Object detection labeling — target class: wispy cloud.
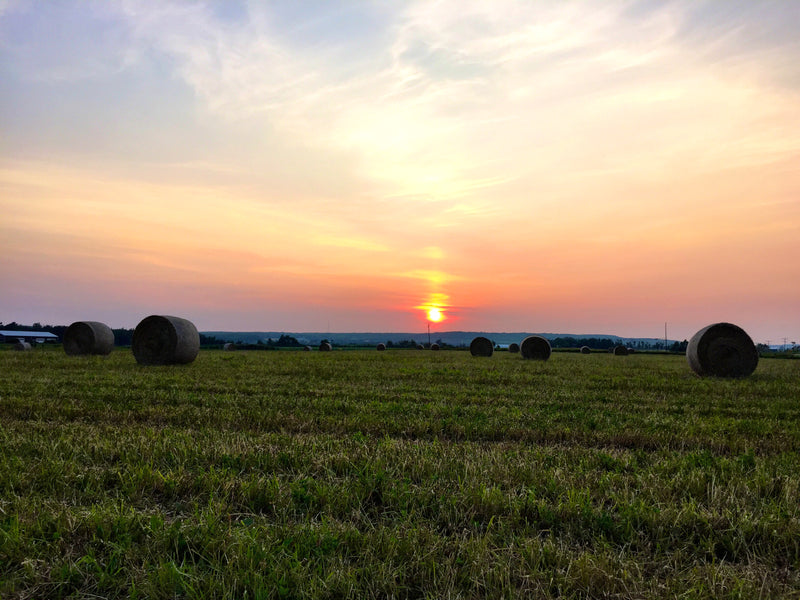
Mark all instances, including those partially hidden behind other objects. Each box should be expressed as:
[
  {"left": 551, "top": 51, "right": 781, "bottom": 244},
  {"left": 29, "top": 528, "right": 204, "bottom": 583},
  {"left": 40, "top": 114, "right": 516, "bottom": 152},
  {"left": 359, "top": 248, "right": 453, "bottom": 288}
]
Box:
[{"left": 102, "top": 1, "right": 799, "bottom": 208}]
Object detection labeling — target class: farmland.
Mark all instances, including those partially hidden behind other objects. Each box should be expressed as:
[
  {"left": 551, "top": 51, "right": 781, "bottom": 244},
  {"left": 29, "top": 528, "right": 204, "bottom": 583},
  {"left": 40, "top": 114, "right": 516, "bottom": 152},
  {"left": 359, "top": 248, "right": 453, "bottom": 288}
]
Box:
[{"left": 1, "top": 348, "right": 799, "bottom": 598}]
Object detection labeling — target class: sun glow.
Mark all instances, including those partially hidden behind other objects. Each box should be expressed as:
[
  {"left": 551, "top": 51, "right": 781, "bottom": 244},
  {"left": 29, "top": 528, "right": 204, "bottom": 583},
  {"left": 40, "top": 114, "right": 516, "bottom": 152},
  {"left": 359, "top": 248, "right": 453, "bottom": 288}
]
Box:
[{"left": 427, "top": 307, "right": 444, "bottom": 322}]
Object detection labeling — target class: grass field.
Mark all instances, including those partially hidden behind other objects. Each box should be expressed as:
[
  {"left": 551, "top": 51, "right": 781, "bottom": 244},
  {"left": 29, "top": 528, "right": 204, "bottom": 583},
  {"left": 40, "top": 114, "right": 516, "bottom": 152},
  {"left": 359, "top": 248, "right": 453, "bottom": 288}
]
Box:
[{"left": 1, "top": 347, "right": 799, "bottom": 598}]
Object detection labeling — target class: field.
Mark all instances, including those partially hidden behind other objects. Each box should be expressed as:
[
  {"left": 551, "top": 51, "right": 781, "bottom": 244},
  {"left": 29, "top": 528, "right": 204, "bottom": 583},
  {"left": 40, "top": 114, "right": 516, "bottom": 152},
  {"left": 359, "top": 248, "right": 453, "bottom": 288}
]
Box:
[{"left": 1, "top": 347, "right": 799, "bottom": 598}]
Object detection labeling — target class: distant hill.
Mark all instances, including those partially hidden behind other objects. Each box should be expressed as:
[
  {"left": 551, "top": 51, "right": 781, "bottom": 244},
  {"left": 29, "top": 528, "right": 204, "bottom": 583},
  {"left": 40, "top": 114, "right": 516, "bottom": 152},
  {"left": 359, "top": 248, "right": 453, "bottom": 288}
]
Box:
[{"left": 203, "top": 330, "right": 677, "bottom": 348}]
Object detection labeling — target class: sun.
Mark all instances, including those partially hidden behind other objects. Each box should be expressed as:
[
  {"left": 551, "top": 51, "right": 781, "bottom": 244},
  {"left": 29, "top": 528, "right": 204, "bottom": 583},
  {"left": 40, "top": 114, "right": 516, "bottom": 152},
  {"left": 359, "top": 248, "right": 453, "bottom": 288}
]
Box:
[{"left": 427, "top": 307, "right": 443, "bottom": 322}]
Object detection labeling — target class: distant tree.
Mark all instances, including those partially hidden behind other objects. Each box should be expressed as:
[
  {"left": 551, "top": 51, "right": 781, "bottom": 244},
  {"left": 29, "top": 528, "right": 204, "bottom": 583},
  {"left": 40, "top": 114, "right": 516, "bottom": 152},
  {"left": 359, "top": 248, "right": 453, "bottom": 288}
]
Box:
[
  {"left": 264, "top": 335, "right": 302, "bottom": 347},
  {"left": 276, "top": 334, "right": 301, "bottom": 347},
  {"left": 669, "top": 340, "right": 689, "bottom": 353},
  {"left": 391, "top": 339, "right": 419, "bottom": 349},
  {"left": 113, "top": 328, "right": 135, "bottom": 346},
  {"left": 198, "top": 333, "right": 226, "bottom": 346}
]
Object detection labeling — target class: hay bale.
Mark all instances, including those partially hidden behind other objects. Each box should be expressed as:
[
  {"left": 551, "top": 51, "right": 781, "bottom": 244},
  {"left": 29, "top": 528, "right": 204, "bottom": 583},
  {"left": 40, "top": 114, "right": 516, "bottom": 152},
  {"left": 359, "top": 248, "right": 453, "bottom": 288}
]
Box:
[
  {"left": 580, "top": 346, "right": 591, "bottom": 354},
  {"left": 376, "top": 343, "right": 386, "bottom": 351},
  {"left": 687, "top": 322, "right": 758, "bottom": 378},
  {"left": 319, "top": 341, "right": 332, "bottom": 352},
  {"left": 303, "top": 345, "right": 311, "bottom": 352},
  {"left": 431, "top": 343, "right": 440, "bottom": 351},
  {"left": 520, "top": 336, "right": 551, "bottom": 360},
  {"left": 64, "top": 321, "right": 114, "bottom": 356},
  {"left": 132, "top": 315, "right": 199, "bottom": 365},
  {"left": 508, "top": 343, "right": 520, "bottom": 353},
  {"left": 612, "top": 345, "right": 628, "bottom": 356},
  {"left": 13, "top": 341, "right": 32, "bottom": 351},
  {"left": 223, "top": 342, "right": 236, "bottom": 351},
  {"left": 470, "top": 336, "right": 494, "bottom": 357},
  {"left": 416, "top": 344, "right": 424, "bottom": 350}
]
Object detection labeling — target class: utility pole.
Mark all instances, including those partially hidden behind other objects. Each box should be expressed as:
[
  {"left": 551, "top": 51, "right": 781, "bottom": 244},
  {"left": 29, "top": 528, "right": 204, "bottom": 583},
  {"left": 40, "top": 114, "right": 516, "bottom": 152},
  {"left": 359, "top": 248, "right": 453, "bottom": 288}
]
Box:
[
  {"left": 427, "top": 322, "right": 431, "bottom": 347},
  {"left": 664, "top": 322, "right": 668, "bottom": 352}
]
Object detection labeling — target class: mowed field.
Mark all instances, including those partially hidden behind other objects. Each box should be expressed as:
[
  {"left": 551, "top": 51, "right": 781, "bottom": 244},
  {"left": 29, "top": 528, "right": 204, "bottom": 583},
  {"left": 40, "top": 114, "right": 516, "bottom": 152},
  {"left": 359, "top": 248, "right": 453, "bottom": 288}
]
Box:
[{"left": 1, "top": 347, "right": 798, "bottom": 599}]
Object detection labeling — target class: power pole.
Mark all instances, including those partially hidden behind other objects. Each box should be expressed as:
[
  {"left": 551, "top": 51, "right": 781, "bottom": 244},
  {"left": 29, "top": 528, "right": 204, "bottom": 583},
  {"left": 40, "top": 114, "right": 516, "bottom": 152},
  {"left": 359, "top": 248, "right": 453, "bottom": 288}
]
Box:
[{"left": 664, "top": 322, "right": 668, "bottom": 352}]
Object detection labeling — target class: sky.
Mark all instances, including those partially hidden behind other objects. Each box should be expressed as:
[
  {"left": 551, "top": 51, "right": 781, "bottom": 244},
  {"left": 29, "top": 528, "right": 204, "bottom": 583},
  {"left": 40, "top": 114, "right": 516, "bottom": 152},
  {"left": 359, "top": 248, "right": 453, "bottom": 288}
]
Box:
[{"left": 1, "top": 1, "right": 798, "bottom": 343}]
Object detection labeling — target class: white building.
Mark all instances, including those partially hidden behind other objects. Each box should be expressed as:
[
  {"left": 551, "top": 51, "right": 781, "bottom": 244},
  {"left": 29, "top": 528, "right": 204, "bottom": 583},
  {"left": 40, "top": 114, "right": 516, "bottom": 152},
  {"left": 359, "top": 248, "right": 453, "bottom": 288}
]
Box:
[{"left": 0, "top": 330, "right": 59, "bottom": 344}]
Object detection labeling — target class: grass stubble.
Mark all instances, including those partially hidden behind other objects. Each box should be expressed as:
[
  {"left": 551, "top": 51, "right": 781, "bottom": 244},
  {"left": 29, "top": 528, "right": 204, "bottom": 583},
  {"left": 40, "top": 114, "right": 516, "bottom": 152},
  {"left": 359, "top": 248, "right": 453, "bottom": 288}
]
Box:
[{"left": 0, "top": 348, "right": 798, "bottom": 598}]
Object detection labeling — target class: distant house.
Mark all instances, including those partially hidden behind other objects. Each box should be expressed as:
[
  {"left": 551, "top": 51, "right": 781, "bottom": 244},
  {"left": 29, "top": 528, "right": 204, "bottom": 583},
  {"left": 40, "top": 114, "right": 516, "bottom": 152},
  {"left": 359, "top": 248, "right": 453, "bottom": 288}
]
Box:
[{"left": 0, "top": 330, "right": 59, "bottom": 344}]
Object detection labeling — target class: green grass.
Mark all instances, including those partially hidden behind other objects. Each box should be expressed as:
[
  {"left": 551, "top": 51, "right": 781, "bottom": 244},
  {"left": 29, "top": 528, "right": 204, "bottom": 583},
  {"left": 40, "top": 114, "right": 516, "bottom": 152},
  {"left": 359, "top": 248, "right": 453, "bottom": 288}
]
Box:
[{"left": 1, "top": 348, "right": 799, "bottom": 598}]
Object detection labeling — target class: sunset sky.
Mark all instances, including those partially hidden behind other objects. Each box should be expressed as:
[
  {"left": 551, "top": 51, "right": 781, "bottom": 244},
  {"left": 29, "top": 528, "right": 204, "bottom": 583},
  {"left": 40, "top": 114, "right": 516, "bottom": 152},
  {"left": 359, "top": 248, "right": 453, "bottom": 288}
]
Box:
[{"left": 1, "top": 1, "right": 798, "bottom": 343}]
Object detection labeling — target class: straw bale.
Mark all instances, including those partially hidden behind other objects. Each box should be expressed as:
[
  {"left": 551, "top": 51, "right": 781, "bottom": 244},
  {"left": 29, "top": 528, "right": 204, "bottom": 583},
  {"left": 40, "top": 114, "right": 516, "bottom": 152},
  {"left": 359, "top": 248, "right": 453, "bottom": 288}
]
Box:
[
  {"left": 580, "top": 346, "right": 591, "bottom": 354},
  {"left": 376, "top": 343, "right": 386, "bottom": 351},
  {"left": 520, "top": 336, "right": 551, "bottom": 360},
  {"left": 470, "top": 336, "right": 494, "bottom": 357},
  {"left": 64, "top": 321, "right": 114, "bottom": 356},
  {"left": 13, "top": 341, "right": 32, "bottom": 351},
  {"left": 508, "top": 343, "right": 520, "bottom": 353},
  {"left": 686, "top": 322, "right": 758, "bottom": 378},
  {"left": 132, "top": 315, "right": 199, "bottom": 365}
]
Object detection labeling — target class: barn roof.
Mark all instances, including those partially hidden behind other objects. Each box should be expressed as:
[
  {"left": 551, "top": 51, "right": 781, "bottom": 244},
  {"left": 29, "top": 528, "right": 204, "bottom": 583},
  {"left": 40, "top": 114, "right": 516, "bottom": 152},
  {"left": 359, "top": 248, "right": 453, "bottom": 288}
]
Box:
[{"left": 0, "top": 330, "right": 59, "bottom": 339}]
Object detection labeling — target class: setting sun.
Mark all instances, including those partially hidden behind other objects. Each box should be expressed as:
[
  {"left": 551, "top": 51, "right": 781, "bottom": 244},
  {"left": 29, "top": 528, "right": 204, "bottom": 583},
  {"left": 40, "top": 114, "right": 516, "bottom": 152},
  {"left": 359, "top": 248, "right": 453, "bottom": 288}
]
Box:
[{"left": 427, "top": 307, "right": 444, "bottom": 322}]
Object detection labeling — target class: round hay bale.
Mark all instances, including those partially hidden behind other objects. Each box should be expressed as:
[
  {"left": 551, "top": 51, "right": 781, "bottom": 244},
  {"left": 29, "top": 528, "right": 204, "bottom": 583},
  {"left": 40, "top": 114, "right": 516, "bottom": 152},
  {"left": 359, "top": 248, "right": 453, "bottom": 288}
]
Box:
[
  {"left": 319, "top": 341, "right": 332, "bottom": 352},
  {"left": 470, "top": 336, "right": 494, "bottom": 357},
  {"left": 132, "top": 315, "right": 199, "bottom": 366},
  {"left": 580, "top": 346, "right": 591, "bottom": 354},
  {"left": 416, "top": 344, "right": 424, "bottom": 350},
  {"left": 520, "top": 336, "right": 551, "bottom": 360},
  {"left": 687, "top": 322, "right": 758, "bottom": 378},
  {"left": 303, "top": 345, "right": 311, "bottom": 351},
  {"left": 223, "top": 342, "right": 236, "bottom": 351},
  {"left": 376, "top": 343, "right": 386, "bottom": 351},
  {"left": 13, "top": 341, "right": 32, "bottom": 351},
  {"left": 508, "top": 343, "right": 520, "bottom": 353},
  {"left": 64, "top": 321, "right": 114, "bottom": 356},
  {"left": 430, "top": 343, "right": 440, "bottom": 351},
  {"left": 612, "top": 345, "right": 628, "bottom": 356}
]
